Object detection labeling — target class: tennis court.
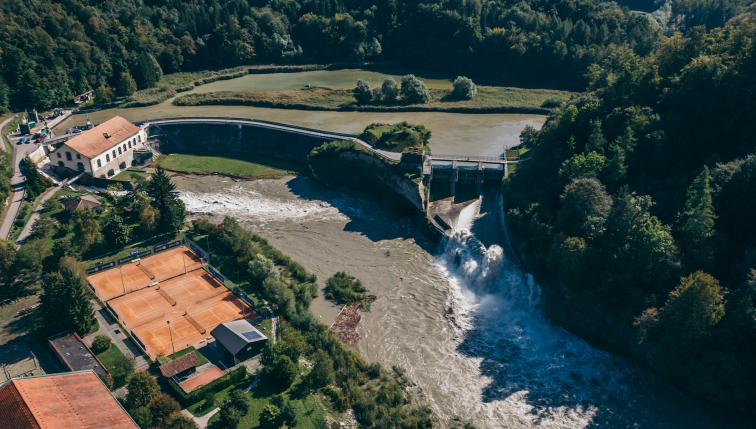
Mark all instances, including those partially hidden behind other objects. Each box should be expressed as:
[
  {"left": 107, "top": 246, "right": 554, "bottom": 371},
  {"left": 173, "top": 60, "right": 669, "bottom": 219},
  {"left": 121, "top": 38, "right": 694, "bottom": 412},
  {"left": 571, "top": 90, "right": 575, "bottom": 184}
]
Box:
[
  {"left": 107, "top": 269, "right": 226, "bottom": 329},
  {"left": 88, "top": 247, "right": 204, "bottom": 300},
  {"left": 132, "top": 293, "right": 255, "bottom": 358}
]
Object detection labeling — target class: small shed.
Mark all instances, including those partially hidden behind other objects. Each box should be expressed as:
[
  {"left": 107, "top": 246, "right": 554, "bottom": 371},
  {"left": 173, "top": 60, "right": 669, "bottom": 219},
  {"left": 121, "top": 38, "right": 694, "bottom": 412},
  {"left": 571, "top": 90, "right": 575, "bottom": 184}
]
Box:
[
  {"left": 61, "top": 195, "right": 101, "bottom": 211},
  {"left": 159, "top": 352, "right": 199, "bottom": 380},
  {"left": 48, "top": 331, "right": 108, "bottom": 376},
  {"left": 210, "top": 320, "right": 268, "bottom": 365}
]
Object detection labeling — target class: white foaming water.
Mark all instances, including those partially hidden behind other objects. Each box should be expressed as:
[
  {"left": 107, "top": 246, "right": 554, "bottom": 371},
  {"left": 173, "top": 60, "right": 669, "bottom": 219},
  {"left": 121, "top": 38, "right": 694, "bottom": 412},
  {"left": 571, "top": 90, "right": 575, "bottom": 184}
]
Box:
[
  {"left": 176, "top": 178, "right": 745, "bottom": 429},
  {"left": 180, "top": 186, "right": 350, "bottom": 224}
]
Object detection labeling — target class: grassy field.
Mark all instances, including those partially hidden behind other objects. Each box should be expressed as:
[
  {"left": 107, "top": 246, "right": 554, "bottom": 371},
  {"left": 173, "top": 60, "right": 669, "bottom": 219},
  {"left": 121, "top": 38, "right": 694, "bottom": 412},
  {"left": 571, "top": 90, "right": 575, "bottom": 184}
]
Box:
[
  {"left": 158, "top": 151, "right": 308, "bottom": 179},
  {"left": 96, "top": 344, "right": 132, "bottom": 389},
  {"left": 168, "top": 346, "right": 210, "bottom": 366},
  {"left": 111, "top": 167, "right": 149, "bottom": 182},
  {"left": 205, "top": 371, "right": 330, "bottom": 429},
  {"left": 505, "top": 147, "right": 530, "bottom": 159},
  {"left": 173, "top": 86, "right": 573, "bottom": 114}
]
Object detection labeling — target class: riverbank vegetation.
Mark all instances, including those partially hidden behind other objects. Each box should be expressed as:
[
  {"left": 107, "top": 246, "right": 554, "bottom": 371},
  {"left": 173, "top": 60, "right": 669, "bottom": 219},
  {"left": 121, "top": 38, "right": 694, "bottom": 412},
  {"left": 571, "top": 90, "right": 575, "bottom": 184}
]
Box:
[
  {"left": 173, "top": 86, "right": 570, "bottom": 114},
  {"left": 361, "top": 123, "right": 431, "bottom": 153},
  {"left": 326, "top": 272, "right": 368, "bottom": 304},
  {"left": 158, "top": 151, "right": 308, "bottom": 179},
  {"left": 0, "top": 0, "right": 662, "bottom": 113},
  {"left": 504, "top": 25, "right": 756, "bottom": 410}
]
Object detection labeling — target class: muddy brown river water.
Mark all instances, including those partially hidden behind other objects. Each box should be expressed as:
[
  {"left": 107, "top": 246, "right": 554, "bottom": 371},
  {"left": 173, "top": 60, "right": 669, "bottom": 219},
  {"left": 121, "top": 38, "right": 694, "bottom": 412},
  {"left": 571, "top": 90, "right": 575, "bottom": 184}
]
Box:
[{"left": 175, "top": 175, "right": 750, "bottom": 429}]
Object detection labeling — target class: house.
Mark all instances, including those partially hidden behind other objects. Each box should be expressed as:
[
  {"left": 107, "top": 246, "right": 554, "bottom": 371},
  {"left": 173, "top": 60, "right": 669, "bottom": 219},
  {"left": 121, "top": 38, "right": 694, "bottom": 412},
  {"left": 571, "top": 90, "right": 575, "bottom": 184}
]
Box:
[
  {"left": 159, "top": 351, "right": 199, "bottom": 380},
  {"left": 210, "top": 319, "right": 268, "bottom": 365},
  {"left": 0, "top": 370, "right": 138, "bottom": 428},
  {"left": 60, "top": 195, "right": 102, "bottom": 211},
  {"left": 48, "top": 331, "right": 108, "bottom": 376},
  {"left": 50, "top": 116, "right": 147, "bottom": 178}
]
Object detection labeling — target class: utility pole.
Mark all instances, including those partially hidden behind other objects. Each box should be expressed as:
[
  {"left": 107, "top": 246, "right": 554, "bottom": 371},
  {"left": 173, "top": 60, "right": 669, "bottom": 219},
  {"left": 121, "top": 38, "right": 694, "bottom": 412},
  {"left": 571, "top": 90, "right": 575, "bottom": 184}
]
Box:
[
  {"left": 167, "top": 321, "right": 175, "bottom": 355},
  {"left": 119, "top": 265, "right": 126, "bottom": 295}
]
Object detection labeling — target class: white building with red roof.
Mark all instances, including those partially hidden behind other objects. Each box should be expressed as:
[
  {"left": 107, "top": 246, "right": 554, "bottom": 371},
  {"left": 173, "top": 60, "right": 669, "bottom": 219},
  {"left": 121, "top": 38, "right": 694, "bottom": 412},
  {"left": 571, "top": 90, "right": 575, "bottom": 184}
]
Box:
[{"left": 50, "top": 116, "right": 147, "bottom": 178}]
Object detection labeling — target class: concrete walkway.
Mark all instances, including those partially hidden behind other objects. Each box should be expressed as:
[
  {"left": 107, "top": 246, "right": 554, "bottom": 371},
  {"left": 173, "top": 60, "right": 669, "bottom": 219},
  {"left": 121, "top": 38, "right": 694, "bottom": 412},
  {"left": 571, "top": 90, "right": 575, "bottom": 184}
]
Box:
[
  {"left": 14, "top": 187, "right": 57, "bottom": 246},
  {"left": 83, "top": 300, "right": 150, "bottom": 372},
  {"left": 182, "top": 407, "right": 220, "bottom": 429},
  {"left": 257, "top": 292, "right": 277, "bottom": 344}
]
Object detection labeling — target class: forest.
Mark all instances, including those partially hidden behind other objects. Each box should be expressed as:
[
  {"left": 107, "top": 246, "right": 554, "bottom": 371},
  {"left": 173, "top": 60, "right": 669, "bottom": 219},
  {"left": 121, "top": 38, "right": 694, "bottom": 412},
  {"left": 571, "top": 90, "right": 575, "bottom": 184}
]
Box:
[
  {"left": 0, "top": 0, "right": 664, "bottom": 112},
  {"left": 503, "top": 23, "right": 756, "bottom": 410}
]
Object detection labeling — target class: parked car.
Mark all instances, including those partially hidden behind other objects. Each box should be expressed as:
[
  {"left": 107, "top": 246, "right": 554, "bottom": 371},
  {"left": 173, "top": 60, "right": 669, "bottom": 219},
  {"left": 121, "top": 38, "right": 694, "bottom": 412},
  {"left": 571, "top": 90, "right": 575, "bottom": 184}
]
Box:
[{"left": 17, "top": 138, "right": 24, "bottom": 145}]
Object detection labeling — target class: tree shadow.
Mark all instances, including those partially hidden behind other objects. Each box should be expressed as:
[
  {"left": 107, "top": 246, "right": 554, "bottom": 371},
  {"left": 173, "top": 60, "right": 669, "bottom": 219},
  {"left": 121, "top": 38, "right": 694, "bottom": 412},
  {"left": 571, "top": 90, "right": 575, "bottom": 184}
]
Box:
[{"left": 284, "top": 176, "right": 437, "bottom": 254}]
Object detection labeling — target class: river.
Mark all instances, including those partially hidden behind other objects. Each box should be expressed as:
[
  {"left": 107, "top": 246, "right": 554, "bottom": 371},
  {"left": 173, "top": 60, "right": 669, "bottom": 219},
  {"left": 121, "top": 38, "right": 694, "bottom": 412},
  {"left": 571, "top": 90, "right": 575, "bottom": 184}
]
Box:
[{"left": 175, "top": 175, "right": 749, "bottom": 429}]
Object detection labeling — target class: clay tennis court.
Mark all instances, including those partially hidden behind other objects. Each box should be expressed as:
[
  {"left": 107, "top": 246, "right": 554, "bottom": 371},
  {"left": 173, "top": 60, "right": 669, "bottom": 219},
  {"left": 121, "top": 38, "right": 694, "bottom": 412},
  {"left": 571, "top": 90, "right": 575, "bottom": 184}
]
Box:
[
  {"left": 88, "top": 247, "right": 204, "bottom": 300},
  {"left": 180, "top": 366, "right": 225, "bottom": 393},
  {"left": 106, "top": 269, "right": 227, "bottom": 329},
  {"left": 131, "top": 293, "right": 256, "bottom": 358}
]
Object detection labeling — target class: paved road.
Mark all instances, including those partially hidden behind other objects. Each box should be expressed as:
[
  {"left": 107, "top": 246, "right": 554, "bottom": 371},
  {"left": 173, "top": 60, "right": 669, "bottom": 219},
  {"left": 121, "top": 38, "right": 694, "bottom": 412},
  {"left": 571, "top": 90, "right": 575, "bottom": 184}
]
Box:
[{"left": 0, "top": 111, "right": 72, "bottom": 241}]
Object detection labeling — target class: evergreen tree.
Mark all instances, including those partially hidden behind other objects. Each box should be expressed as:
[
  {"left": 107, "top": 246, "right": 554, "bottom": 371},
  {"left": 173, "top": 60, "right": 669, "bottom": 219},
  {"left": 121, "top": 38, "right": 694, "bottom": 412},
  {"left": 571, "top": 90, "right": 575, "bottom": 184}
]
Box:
[
  {"left": 40, "top": 258, "right": 96, "bottom": 334},
  {"left": 680, "top": 166, "right": 717, "bottom": 270},
  {"left": 585, "top": 120, "right": 607, "bottom": 154},
  {"left": 604, "top": 141, "right": 627, "bottom": 187},
  {"left": 104, "top": 215, "right": 131, "bottom": 247},
  {"left": 134, "top": 52, "right": 159, "bottom": 89},
  {"left": 147, "top": 166, "right": 186, "bottom": 232}
]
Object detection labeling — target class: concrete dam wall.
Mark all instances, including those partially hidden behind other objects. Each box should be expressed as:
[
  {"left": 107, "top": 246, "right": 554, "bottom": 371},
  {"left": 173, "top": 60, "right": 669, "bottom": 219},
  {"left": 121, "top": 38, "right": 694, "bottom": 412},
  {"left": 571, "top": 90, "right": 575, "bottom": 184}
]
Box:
[{"left": 146, "top": 119, "right": 356, "bottom": 163}]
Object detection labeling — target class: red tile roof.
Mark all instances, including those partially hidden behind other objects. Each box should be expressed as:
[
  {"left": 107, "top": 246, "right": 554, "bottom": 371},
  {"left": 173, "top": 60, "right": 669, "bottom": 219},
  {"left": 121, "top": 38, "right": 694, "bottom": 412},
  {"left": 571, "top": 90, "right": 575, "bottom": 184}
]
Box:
[
  {"left": 0, "top": 371, "right": 138, "bottom": 429},
  {"left": 64, "top": 116, "right": 141, "bottom": 159}
]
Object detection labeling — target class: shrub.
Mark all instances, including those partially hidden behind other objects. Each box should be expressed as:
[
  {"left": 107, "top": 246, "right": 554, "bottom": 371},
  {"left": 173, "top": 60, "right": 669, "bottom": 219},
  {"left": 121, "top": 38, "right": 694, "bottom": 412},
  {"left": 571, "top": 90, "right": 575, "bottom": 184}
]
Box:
[
  {"left": 326, "top": 271, "right": 367, "bottom": 304},
  {"left": 452, "top": 76, "right": 476, "bottom": 100},
  {"left": 541, "top": 98, "right": 564, "bottom": 108},
  {"left": 353, "top": 79, "right": 373, "bottom": 104},
  {"left": 382, "top": 77, "right": 399, "bottom": 102},
  {"left": 400, "top": 75, "right": 430, "bottom": 104},
  {"left": 91, "top": 335, "right": 112, "bottom": 354}
]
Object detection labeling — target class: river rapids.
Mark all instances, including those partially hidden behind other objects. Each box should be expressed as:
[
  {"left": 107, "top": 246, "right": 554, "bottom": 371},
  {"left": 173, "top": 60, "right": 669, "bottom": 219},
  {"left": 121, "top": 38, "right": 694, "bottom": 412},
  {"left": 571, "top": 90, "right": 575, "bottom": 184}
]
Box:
[{"left": 176, "top": 175, "right": 748, "bottom": 428}]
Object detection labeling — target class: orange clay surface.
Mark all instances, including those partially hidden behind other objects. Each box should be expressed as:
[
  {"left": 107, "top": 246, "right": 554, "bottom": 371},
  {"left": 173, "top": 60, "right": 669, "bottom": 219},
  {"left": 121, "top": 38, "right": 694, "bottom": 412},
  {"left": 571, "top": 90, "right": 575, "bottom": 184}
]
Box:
[
  {"left": 88, "top": 247, "right": 203, "bottom": 300},
  {"left": 179, "top": 366, "right": 226, "bottom": 393},
  {"left": 131, "top": 293, "right": 257, "bottom": 358},
  {"left": 106, "top": 269, "right": 225, "bottom": 329}
]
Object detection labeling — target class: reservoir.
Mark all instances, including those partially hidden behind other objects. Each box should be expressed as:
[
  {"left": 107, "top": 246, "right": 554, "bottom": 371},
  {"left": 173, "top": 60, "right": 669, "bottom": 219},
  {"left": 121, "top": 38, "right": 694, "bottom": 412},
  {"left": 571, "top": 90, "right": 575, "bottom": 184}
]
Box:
[{"left": 57, "top": 69, "right": 546, "bottom": 157}]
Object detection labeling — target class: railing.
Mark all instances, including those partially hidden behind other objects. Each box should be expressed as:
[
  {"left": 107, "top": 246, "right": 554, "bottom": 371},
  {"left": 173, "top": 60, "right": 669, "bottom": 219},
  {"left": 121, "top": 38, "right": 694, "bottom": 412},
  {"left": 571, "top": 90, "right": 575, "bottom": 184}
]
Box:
[{"left": 429, "top": 154, "right": 505, "bottom": 162}]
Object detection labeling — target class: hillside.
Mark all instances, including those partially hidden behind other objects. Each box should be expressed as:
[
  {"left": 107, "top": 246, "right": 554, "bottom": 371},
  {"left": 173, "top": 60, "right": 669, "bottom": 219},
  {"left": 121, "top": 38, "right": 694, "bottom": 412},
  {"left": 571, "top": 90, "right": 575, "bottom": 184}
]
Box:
[
  {"left": 0, "top": 0, "right": 659, "bottom": 112},
  {"left": 503, "top": 24, "right": 756, "bottom": 410}
]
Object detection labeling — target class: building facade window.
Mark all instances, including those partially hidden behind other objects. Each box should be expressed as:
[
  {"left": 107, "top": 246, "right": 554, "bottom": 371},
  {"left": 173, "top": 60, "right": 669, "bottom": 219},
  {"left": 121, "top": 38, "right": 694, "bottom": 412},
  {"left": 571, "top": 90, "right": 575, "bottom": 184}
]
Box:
[
  {"left": 123, "top": 144, "right": 127, "bottom": 152},
  {"left": 128, "top": 141, "right": 132, "bottom": 148},
  {"left": 77, "top": 163, "right": 84, "bottom": 172},
  {"left": 138, "top": 135, "right": 141, "bottom": 143},
  {"left": 97, "top": 159, "right": 102, "bottom": 168},
  {"left": 118, "top": 147, "right": 122, "bottom": 155},
  {"left": 76, "top": 154, "right": 81, "bottom": 159},
  {"left": 66, "top": 152, "right": 72, "bottom": 161},
  {"left": 58, "top": 161, "right": 64, "bottom": 167},
  {"left": 105, "top": 154, "right": 110, "bottom": 162},
  {"left": 112, "top": 150, "right": 116, "bottom": 158},
  {"left": 57, "top": 153, "right": 61, "bottom": 158}
]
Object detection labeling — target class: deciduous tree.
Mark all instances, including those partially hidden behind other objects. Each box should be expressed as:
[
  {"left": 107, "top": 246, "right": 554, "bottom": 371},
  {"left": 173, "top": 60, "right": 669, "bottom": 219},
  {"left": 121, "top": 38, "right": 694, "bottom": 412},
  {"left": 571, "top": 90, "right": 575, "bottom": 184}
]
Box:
[
  {"left": 71, "top": 206, "right": 102, "bottom": 252},
  {"left": 452, "top": 76, "right": 476, "bottom": 100},
  {"left": 104, "top": 215, "right": 131, "bottom": 247},
  {"left": 148, "top": 394, "right": 181, "bottom": 427},
  {"left": 382, "top": 77, "right": 399, "bottom": 102},
  {"left": 309, "top": 349, "right": 335, "bottom": 388},
  {"left": 127, "top": 370, "right": 160, "bottom": 408},
  {"left": 400, "top": 75, "right": 429, "bottom": 104},
  {"left": 353, "top": 79, "right": 373, "bottom": 104}
]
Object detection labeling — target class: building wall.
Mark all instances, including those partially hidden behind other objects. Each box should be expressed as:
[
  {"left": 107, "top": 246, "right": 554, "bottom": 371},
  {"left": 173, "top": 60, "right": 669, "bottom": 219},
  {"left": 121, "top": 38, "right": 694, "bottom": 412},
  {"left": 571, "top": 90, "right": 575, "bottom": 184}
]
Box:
[
  {"left": 51, "top": 128, "right": 147, "bottom": 178},
  {"left": 235, "top": 340, "right": 267, "bottom": 363}
]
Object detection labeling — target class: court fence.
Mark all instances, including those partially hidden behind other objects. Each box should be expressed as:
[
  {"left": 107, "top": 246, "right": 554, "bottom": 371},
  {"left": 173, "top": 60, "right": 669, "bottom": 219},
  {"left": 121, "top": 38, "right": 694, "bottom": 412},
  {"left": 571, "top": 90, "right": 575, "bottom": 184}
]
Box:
[
  {"left": 183, "top": 235, "right": 210, "bottom": 262},
  {"left": 86, "top": 238, "right": 183, "bottom": 275}
]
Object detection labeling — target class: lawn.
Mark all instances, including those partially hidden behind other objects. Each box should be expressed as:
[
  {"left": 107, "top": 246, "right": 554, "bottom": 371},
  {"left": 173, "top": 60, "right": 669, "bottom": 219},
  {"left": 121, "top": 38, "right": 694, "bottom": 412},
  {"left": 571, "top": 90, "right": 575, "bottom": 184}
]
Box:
[
  {"left": 40, "top": 188, "right": 92, "bottom": 218},
  {"left": 159, "top": 152, "right": 308, "bottom": 179},
  {"left": 505, "top": 147, "right": 530, "bottom": 159},
  {"left": 168, "top": 346, "right": 210, "bottom": 366},
  {"left": 111, "top": 167, "right": 149, "bottom": 182},
  {"left": 206, "top": 370, "right": 330, "bottom": 429},
  {"left": 96, "top": 344, "right": 133, "bottom": 389}
]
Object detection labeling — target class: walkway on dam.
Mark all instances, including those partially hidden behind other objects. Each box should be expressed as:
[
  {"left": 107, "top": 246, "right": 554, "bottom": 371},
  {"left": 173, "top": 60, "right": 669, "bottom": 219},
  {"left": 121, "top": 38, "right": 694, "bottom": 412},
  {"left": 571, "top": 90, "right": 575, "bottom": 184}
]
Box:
[{"left": 138, "top": 117, "right": 403, "bottom": 162}]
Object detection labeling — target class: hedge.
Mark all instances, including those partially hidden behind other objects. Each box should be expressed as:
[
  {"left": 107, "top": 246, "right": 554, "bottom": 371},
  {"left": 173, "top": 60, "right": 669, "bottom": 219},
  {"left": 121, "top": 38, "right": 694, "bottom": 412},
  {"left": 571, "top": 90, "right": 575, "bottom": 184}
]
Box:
[{"left": 167, "top": 366, "right": 248, "bottom": 406}]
